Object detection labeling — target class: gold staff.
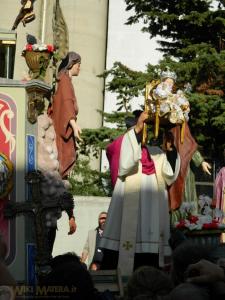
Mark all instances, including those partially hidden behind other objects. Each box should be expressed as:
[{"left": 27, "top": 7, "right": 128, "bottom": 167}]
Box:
[{"left": 142, "top": 80, "right": 160, "bottom": 145}]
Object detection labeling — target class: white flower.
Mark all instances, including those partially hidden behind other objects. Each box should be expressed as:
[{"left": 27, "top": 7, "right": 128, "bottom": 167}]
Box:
[
  {"left": 32, "top": 44, "right": 39, "bottom": 51},
  {"left": 213, "top": 208, "right": 224, "bottom": 219},
  {"left": 204, "top": 195, "right": 212, "bottom": 206},
  {"left": 38, "top": 44, "right": 48, "bottom": 51},
  {"left": 187, "top": 223, "right": 202, "bottom": 231},
  {"left": 176, "top": 193, "right": 225, "bottom": 231},
  {"left": 179, "top": 202, "right": 189, "bottom": 214},
  {"left": 198, "top": 199, "right": 205, "bottom": 209},
  {"left": 198, "top": 215, "right": 212, "bottom": 224},
  {"left": 180, "top": 202, "right": 196, "bottom": 216},
  {"left": 31, "top": 43, "right": 48, "bottom": 51},
  {"left": 189, "top": 202, "right": 197, "bottom": 212},
  {"left": 202, "top": 206, "right": 212, "bottom": 216},
  {"left": 199, "top": 194, "right": 212, "bottom": 206}
]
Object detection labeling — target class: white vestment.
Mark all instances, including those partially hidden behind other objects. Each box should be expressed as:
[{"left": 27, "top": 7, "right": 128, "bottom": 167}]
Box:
[{"left": 100, "top": 129, "right": 180, "bottom": 270}]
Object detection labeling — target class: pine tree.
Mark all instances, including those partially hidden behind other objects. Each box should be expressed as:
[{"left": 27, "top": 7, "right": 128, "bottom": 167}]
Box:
[
  {"left": 70, "top": 0, "right": 225, "bottom": 196},
  {"left": 69, "top": 111, "right": 130, "bottom": 196}
]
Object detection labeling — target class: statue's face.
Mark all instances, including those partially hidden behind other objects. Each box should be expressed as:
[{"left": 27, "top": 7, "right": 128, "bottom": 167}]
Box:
[
  {"left": 69, "top": 62, "right": 81, "bottom": 77},
  {"left": 164, "top": 77, "right": 174, "bottom": 87}
]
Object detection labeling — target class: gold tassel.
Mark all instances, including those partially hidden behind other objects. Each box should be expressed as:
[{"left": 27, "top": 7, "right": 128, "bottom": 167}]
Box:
[
  {"left": 155, "top": 100, "right": 160, "bottom": 138},
  {"left": 142, "top": 83, "right": 150, "bottom": 145},
  {"left": 181, "top": 122, "right": 185, "bottom": 143}
]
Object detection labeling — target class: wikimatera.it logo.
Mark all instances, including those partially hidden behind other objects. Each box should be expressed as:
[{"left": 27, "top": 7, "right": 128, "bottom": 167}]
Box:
[{"left": 13, "top": 285, "right": 77, "bottom": 296}]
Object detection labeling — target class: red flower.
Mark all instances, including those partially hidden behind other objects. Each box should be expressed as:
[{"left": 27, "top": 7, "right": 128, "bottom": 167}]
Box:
[
  {"left": 202, "top": 223, "right": 218, "bottom": 229},
  {"left": 188, "top": 215, "right": 199, "bottom": 224},
  {"left": 26, "top": 44, "right": 33, "bottom": 51},
  {"left": 212, "top": 219, "right": 219, "bottom": 224},
  {"left": 176, "top": 219, "right": 186, "bottom": 228},
  {"left": 47, "top": 44, "right": 54, "bottom": 52}
]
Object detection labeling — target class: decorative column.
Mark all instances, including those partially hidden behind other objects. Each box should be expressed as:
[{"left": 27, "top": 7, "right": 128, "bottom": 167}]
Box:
[{"left": 25, "top": 80, "right": 51, "bottom": 124}]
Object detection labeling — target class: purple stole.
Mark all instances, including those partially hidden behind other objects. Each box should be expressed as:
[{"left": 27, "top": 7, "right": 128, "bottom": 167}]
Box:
[{"left": 106, "top": 135, "right": 124, "bottom": 188}]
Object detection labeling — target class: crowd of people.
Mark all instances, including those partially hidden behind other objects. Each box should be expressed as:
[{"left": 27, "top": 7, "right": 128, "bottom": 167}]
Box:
[{"left": 1, "top": 231, "right": 225, "bottom": 299}]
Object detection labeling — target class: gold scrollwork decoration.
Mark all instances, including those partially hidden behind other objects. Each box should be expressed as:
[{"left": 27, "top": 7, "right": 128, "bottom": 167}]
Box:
[{"left": 0, "top": 153, "right": 14, "bottom": 199}]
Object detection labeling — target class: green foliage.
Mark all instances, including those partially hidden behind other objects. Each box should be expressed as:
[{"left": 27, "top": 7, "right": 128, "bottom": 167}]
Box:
[
  {"left": 99, "top": 62, "right": 155, "bottom": 111},
  {"left": 79, "top": 111, "right": 129, "bottom": 158},
  {"left": 124, "top": 0, "right": 225, "bottom": 58},
  {"left": 69, "top": 157, "right": 112, "bottom": 197},
  {"left": 188, "top": 93, "right": 225, "bottom": 156},
  {"left": 70, "top": 111, "right": 128, "bottom": 197}
]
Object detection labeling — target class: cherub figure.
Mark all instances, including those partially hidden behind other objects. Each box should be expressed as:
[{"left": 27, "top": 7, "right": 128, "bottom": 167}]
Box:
[{"left": 12, "top": 0, "right": 36, "bottom": 30}]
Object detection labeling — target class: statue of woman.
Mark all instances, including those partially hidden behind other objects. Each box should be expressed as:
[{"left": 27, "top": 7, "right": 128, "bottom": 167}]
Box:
[
  {"left": 168, "top": 123, "right": 211, "bottom": 224},
  {"left": 49, "top": 52, "right": 82, "bottom": 179}
]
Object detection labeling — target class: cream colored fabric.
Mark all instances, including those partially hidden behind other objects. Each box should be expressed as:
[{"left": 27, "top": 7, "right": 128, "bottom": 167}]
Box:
[
  {"left": 82, "top": 229, "right": 97, "bottom": 267},
  {"left": 100, "top": 129, "right": 180, "bottom": 274},
  {"left": 118, "top": 166, "right": 141, "bottom": 275}
]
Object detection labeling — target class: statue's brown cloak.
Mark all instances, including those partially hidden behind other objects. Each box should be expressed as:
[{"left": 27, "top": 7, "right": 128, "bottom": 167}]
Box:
[
  {"left": 168, "top": 123, "right": 197, "bottom": 210},
  {"left": 50, "top": 72, "right": 78, "bottom": 178}
]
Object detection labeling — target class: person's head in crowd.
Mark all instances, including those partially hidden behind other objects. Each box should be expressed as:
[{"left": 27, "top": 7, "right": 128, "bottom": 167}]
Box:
[
  {"left": 41, "top": 252, "right": 97, "bottom": 300},
  {"left": 98, "top": 212, "right": 107, "bottom": 230},
  {"left": 0, "top": 235, "right": 16, "bottom": 299},
  {"left": 171, "top": 240, "right": 215, "bottom": 285},
  {"left": 125, "top": 266, "right": 173, "bottom": 300},
  {"left": 169, "top": 282, "right": 210, "bottom": 300}
]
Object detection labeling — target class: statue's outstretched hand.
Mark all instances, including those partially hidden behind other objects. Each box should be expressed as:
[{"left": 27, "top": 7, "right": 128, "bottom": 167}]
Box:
[
  {"left": 201, "top": 161, "right": 212, "bottom": 175},
  {"left": 68, "top": 217, "right": 77, "bottom": 235},
  {"left": 69, "top": 119, "right": 83, "bottom": 142},
  {"left": 73, "top": 124, "right": 83, "bottom": 142}
]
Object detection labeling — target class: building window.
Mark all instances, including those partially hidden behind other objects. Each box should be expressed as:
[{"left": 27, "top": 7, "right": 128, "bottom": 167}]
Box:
[{"left": 0, "top": 31, "right": 16, "bottom": 79}]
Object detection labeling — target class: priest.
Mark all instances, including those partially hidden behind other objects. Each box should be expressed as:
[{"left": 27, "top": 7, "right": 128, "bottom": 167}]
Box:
[{"left": 100, "top": 111, "right": 180, "bottom": 275}]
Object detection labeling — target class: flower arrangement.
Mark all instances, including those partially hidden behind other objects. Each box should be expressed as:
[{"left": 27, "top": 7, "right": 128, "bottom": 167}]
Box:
[
  {"left": 175, "top": 195, "right": 225, "bottom": 231},
  {"left": 21, "top": 42, "right": 56, "bottom": 80},
  {"left": 22, "top": 43, "right": 55, "bottom": 55}
]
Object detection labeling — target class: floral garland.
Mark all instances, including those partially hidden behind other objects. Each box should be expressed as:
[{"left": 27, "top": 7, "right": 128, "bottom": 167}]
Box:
[{"left": 175, "top": 195, "right": 225, "bottom": 231}]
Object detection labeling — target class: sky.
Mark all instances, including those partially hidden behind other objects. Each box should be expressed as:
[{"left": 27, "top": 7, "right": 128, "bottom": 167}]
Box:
[
  {"left": 106, "top": 0, "right": 163, "bottom": 70},
  {"left": 104, "top": 0, "right": 163, "bottom": 113}
]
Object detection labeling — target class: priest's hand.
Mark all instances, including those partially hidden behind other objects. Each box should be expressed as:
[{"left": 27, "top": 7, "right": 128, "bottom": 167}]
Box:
[
  {"left": 201, "top": 161, "right": 211, "bottom": 175},
  {"left": 134, "top": 111, "right": 149, "bottom": 134},
  {"left": 68, "top": 217, "right": 77, "bottom": 235}
]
